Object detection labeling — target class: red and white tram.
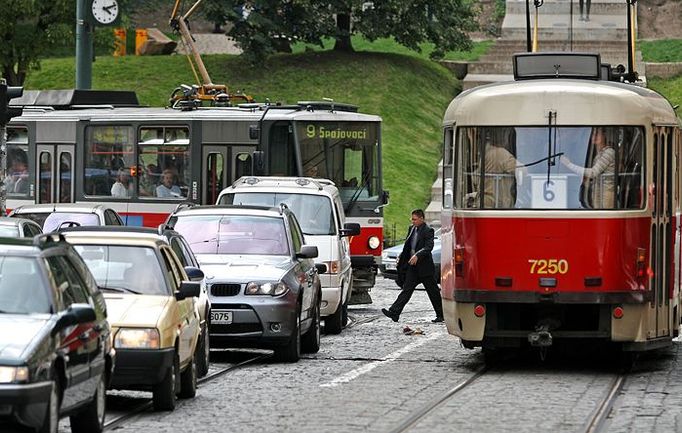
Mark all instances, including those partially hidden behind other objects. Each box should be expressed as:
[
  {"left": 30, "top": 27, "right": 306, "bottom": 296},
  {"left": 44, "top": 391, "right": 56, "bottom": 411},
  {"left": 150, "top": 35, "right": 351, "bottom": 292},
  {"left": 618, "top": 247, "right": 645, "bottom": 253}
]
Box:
[{"left": 440, "top": 53, "right": 682, "bottom": 354}]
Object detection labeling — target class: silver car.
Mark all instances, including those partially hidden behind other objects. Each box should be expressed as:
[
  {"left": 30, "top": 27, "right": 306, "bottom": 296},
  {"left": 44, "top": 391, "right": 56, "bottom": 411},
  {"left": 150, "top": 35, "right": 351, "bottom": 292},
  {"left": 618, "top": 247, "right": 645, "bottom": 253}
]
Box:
[
  {"left": 8, "top": 203, "right": 124, "bottom": 232},
  {"left": 0, "top": 217, "right": 43, "bottom": 237},
  {"left": 167, "top": 204, "right": 322, "bottom": 362}
]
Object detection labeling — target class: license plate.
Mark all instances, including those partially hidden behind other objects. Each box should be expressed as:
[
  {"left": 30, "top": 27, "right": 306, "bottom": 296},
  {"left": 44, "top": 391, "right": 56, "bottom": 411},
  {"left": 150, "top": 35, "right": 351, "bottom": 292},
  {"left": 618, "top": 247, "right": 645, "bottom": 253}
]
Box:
[
  {"left": 211, "top": 310, "right": 233, "bottom": 324},
  {"left": 386, "top": 263, "right": 397, "bottom": 270}
]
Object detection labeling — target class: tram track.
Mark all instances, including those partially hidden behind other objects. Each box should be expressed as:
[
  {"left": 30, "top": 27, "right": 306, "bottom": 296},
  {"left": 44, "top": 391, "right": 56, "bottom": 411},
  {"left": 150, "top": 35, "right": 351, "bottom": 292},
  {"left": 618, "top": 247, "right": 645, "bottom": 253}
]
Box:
[
  {"left": 388, "top": 365, "right": 489, "bottom": 433},
  {"left": 581, "top": 373, "right": 626, "bottom": 433},
  {"left": 102, "top": 353, "right": 270, "bottom": 431}
]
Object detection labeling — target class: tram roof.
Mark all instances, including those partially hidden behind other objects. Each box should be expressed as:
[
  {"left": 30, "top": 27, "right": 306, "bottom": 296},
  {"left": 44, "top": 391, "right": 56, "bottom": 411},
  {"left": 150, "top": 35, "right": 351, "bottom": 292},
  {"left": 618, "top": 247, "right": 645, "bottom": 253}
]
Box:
[
  {"left": 443, "top": 79, "right": 680, "bottom": 127},
  {"left": 11, "top": 102, "right": 381, "bottom": 124}
]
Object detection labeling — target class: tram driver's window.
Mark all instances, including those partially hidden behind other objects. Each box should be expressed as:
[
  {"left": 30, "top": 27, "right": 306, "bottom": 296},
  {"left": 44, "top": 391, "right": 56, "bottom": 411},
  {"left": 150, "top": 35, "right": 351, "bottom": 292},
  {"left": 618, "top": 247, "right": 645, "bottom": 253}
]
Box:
[{"left": 138, "top": 126, "right": 190, "bottom": 200}]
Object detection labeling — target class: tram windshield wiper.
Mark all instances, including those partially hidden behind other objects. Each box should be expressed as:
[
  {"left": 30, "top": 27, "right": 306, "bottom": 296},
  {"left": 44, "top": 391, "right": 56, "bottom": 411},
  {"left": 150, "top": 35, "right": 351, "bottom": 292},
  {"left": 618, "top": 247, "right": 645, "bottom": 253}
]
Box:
[{"left": 345, "top": 169, "right": 371, "bottom": 214}]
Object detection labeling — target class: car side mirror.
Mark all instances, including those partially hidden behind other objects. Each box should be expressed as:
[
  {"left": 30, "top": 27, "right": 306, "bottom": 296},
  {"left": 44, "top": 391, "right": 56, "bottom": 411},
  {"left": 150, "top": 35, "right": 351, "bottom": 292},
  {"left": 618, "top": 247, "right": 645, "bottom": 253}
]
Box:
[
  {"left": 176, "top": 281, "right": 201, "bottom": 300},
  {"left": 296, "top": 245, "right": 318, "bottom": 259},
  {"left": 184, "top": 266, "right": 205, "bottom": 282},
  {"left": 340, "top": 222, "right": 361, "bottom": 237},
  {"left": 52, "top": 303, "right": 96, "bottom": 336}
]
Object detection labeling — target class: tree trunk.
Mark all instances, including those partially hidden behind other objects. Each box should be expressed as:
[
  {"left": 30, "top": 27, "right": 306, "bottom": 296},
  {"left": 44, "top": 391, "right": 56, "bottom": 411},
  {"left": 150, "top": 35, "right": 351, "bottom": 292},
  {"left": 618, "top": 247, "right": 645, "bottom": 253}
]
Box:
[{"left": 333, "top": 13, "right": 354, "bottom": 52}]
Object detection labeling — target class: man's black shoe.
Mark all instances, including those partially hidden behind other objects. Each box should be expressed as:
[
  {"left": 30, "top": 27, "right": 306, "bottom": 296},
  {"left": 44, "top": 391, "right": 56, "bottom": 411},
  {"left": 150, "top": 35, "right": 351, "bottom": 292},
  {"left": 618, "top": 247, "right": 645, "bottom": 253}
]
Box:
[
  {"left": 432, "top": 317, "right": 444, "bottom": 323},
  {"left": 382, "top": 308, "right": 399, "bottom": 322}
]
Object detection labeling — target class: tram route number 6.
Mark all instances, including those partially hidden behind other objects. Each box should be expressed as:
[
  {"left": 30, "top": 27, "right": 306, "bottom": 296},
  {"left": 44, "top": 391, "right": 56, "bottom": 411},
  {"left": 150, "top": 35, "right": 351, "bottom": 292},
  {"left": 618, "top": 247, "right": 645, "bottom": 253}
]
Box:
[{"left": 528, "top": 259, "right": 568, "bottom": 274}]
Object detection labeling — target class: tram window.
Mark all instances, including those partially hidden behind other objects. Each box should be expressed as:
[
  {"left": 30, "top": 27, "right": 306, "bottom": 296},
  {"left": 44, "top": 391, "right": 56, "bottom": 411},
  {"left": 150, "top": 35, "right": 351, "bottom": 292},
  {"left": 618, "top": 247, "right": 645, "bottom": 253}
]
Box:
[
  {"left": 59, "top": 152, "right": 72, "bottom": 203},
  {"left": 453, "top": 126, "right": 644, "bottom": 210},
  {"left": 206, "top": 153, "right": 224, "bottom": 204},
  {"left": 443, "top": 128, "right": 454, "bottom": 209},
  {"left": 84, "top": 126, "right": 135, "bottom": 197},
  {"left": 138, "top": 126, "right": 190, "bottom": 200},
  {"left": 269, "top": 123, "right": 296, "bottom": 176},
  {"left": 38, "top": 152, "right": 52, "bottom": 204},
  {"left": 6, "top": 145, "right": 29, "bottom": 197}
]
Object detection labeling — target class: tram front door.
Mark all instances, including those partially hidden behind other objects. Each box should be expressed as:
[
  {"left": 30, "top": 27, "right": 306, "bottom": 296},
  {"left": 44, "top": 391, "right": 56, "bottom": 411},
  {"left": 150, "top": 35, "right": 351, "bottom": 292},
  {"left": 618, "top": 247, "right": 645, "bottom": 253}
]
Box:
[
  {"left": 36, "top": 145, "right": 75, "bottom": 204},
  {"left": 202, "top": 145, "right": 255, "bottom": 204}
]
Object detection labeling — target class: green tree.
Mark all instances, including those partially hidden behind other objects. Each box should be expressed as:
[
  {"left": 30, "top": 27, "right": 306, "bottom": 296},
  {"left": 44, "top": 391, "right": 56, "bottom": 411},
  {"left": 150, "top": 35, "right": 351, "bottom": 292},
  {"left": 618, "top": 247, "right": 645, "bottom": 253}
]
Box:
[
  {"left": 203, "top": 0, "right": 477, "bottom": 63},
  {"left": 0, "top": 0, "right": 74, "bottom": 85}
]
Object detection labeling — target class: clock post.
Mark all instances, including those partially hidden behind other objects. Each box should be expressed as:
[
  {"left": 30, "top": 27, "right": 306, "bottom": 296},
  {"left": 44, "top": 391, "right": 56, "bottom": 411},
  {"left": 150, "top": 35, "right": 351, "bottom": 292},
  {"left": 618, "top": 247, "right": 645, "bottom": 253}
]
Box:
[
  {"left": 76, "top": 0, "right": 94, "bottom": 89},
  {"left": 76, "top": 0, "right": 120, "bottom": 89}
]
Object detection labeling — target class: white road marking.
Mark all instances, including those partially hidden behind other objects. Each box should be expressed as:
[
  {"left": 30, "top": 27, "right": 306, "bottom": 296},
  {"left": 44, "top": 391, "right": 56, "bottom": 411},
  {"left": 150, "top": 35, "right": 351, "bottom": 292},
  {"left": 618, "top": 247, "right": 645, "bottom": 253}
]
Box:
[{"left": 319, "top": 331, "right": 444, "bottom": 388}]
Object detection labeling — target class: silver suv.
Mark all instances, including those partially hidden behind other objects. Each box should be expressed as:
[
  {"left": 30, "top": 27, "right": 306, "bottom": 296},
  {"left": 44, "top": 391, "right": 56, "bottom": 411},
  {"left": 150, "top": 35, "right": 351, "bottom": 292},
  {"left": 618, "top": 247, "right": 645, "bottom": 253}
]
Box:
[{"left": 167, "top": 204, "right": 321, "bottom": 362}]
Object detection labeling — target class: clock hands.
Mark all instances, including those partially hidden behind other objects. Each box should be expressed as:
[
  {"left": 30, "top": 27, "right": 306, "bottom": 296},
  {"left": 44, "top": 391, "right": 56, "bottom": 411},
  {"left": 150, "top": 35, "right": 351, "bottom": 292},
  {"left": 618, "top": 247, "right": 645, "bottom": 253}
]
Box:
[{"left": 103, "top": 3, "right": 117, "bottom": 14}]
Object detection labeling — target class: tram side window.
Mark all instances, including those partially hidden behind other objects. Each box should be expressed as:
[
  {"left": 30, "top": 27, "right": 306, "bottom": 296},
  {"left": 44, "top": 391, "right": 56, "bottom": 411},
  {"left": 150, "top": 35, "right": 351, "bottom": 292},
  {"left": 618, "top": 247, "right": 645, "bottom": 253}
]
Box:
[
  {"left": 138, "top": 127, "right": 190, "bottom": 199},
  {"left": 6, "top": 128, "right": 29, "bottom": 198},
  {"left": 84, "top": 126, "right": 135, "bottom": 197},
  {"left": 454, "top": 128, "right": 482, "bottom": 209},
  {"left": 443, "top": 128, "right": 454, "bottom": 209},
  {"left": 616, "top": 128, "right": 644, "bottom": 209}
]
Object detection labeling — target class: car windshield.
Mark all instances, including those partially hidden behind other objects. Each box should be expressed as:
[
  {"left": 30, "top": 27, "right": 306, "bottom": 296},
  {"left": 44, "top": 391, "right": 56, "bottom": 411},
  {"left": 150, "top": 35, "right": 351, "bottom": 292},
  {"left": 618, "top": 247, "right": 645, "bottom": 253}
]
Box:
[
  {"left": 171, "top": 215, "right": 290, "bottom": 255},
  {"left": 0, "top": 256, "right": 50, "bottom": 314},
  {"left": 220, "top": 192, "right": 335, "bottom": 235},
  {"left": 0, "top": 226, "right": 20, "bottom": 237},
  {"left": 18, "top": 212, "right": 100, "bottom": 232},
  {"left": 73, "top": 245, "right": 168, "bottom": 295}
]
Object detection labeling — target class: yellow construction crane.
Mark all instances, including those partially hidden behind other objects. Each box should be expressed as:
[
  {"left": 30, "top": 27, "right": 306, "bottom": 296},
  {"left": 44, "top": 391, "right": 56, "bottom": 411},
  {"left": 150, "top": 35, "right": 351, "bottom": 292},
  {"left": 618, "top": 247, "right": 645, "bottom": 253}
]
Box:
[{"left": 169, "top": 0, "right": 254, "bottom": 107}]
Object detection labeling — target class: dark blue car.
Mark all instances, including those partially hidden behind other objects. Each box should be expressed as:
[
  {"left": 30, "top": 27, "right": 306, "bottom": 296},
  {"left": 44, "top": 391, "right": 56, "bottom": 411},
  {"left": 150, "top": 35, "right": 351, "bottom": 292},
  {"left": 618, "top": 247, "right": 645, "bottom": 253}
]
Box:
[{"left": 380, "top": 228, "right": 441, "bottom": 284}]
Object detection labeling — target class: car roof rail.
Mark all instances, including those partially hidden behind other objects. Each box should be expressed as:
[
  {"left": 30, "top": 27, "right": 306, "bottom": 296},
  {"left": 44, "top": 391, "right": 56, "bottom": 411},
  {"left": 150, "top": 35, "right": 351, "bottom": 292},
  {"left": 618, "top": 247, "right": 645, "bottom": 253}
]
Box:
[
  {"left": 230, "top": 176, "right": 334, "bottom": 191},
  {"left": 33, "top": 233, "right": 66, "bottom": 248},
  {"left": 278, "top": 202, "right": 289, "bottom": 215}
]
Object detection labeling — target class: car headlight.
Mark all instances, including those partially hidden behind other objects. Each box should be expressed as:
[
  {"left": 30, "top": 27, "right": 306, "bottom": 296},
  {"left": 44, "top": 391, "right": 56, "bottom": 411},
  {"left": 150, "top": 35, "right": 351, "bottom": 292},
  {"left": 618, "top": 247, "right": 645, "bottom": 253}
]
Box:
[
  {"left": 368, "top": 236, "right": 381, "bottom": 249},
  {"left": 0, "top": 366, "right": 29, "bottom": 383},
  {"left": 114, "top": 328, "right": 160, "bottom": 349},
  {"left": 245, "top": 282, "right": 289, "bottom": 296}
]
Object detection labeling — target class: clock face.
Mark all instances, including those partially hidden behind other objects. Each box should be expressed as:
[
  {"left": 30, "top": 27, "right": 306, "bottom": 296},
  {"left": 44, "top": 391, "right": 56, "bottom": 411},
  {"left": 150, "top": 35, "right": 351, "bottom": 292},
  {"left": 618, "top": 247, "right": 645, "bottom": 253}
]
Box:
[{"left": 91, "top": 0, "right": 119, "bottom": 25}]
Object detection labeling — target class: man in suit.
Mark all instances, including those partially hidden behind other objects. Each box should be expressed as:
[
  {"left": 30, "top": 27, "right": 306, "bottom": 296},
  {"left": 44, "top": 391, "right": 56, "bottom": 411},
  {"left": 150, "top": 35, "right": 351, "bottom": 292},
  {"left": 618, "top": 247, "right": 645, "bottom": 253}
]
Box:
[{"left": 382, "top": 209, "right": 444, "bottom": 323}]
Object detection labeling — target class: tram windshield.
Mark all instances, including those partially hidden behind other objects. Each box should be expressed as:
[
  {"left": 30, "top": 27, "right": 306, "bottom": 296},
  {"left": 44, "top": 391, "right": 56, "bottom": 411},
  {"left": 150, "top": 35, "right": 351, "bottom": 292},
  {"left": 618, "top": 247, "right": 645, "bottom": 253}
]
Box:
[
  {"left": 454, "top": 126, "right": 644, "bottom": 210},
  {"left": 295, "top": 121, "right": 380, "bottom": 204}
]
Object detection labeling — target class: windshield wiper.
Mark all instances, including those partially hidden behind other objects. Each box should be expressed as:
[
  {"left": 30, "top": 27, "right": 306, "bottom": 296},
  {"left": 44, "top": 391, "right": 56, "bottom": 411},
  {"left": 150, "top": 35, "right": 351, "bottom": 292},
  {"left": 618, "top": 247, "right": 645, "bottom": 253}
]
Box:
[
  {"left": 99, "top": 286, "right": 142, "bottom": 295},
  {"left": 345, "top": 168, "right": 371, "bottom": 214},
  {"left": 190, "top": 238, "right": 217, "bottom": 246}
]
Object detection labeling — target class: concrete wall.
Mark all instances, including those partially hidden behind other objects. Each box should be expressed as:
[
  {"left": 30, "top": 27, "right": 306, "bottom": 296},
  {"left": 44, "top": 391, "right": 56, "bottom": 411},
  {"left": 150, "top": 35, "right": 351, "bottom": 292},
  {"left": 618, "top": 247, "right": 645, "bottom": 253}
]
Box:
[{"left": 644, "top": 62, "right": 682, "bottom": 79}]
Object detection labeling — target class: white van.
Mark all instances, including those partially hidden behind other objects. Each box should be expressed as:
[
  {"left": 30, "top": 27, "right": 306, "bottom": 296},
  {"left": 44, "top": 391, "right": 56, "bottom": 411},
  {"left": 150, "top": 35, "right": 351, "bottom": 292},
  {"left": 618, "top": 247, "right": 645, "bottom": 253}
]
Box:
[{"left": 216, "top": 177, "right": 360, "bottom": 334}]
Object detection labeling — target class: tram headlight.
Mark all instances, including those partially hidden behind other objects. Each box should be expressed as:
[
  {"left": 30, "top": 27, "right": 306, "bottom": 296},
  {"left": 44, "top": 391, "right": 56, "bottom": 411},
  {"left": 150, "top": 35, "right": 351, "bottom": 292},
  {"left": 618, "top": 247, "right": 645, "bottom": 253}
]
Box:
[{"left": 368, "top": 236, "right": 381, "bottom": 250}]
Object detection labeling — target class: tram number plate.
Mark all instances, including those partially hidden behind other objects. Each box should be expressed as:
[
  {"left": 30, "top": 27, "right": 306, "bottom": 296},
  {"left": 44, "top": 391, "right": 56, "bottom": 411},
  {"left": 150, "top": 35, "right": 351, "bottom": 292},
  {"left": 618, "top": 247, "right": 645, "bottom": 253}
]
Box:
[
  {"left": 211, "top": 310, "right": 233, "bottom": 324},
  {"left": 528, "top": 259, "right": 568, "bottom": 275}
]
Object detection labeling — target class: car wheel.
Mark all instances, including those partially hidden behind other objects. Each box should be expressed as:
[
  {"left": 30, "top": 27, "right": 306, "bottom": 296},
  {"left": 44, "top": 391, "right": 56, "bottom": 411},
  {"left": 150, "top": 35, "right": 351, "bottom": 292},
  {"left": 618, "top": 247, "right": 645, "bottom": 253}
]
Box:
[
  {"left": 325, "top": 301, "right": 343, "bottom": 335},
  {"left": 178, "top": 355, "right": 197, "bottom": 399},
  {"left": 152, "top": 352, "right": 178, "bottom": 411},
  {"left": 342, "top": 303, "right": 349, "bottom": 327},
  {"left": 39, "top": 378, "right": 60, "bottom": 433},
  {"left": 301, "top": 300, "right": 321, "bottom": 353},
  {"left": 196, "top": 325, "right": 210, "bottom": 378},
  {"left": 70, "top": 372, "right": 106, "bottom": 433},
  {"left": 274, "top": 311, "right": 301, "bottom": 363}
]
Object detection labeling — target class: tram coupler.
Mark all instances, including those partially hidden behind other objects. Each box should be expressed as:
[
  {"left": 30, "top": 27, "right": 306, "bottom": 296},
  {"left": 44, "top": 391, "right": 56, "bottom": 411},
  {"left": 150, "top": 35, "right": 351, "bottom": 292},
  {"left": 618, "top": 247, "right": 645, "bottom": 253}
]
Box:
[{"left": 527, "top": 325, "right": 553, "bottom": 347}]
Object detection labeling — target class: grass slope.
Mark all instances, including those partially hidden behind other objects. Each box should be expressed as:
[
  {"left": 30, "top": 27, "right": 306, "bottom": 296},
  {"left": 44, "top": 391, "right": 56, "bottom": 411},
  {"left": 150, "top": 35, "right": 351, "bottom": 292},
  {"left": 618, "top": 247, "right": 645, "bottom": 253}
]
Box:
[{"left": 25, "top": 51, "right": 458, "bottom": 237}]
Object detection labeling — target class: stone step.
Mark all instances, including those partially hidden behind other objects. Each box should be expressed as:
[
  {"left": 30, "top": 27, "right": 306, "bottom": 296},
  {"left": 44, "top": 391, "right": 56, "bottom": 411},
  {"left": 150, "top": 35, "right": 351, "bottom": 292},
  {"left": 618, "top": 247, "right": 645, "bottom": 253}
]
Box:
[
  {"left": 481, "top": 45, "right": 628, "bottom": 56},
  {"left": 424, "top": 200, "right": 442, "bottom": 226},
  {"left": 505, "top": 0, "right": 634, "bottom": 17},
  {"left": 431, "top": 180, "right": 442, "bottom": 201}
]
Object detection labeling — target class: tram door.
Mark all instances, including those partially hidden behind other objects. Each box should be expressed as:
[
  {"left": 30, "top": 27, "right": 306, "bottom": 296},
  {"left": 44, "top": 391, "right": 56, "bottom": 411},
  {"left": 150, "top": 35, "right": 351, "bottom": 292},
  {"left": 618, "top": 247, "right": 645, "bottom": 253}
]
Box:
[
  {"left": 202, "top": 146, "right": 255, "bottom": 204},
  {"left": 36, "top": 145, "right": 75, "bottom": 204},
  {"left": 650, "top": 128, "right": 673, "bottom": 338}
]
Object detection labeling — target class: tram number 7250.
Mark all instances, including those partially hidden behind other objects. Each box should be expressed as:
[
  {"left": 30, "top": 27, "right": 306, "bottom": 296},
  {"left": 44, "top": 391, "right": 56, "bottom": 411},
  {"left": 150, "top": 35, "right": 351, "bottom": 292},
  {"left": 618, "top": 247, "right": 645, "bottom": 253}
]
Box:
[{"left": 528, "top": 259, "right": 569, "bottom": 274}]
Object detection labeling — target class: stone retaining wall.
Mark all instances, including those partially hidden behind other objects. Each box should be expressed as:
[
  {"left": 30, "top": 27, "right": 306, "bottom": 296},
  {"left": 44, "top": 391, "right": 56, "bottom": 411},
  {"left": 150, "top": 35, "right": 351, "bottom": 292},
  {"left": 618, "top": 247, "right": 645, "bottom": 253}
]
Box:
[{"left": 644, "top": 62, "right": 682, "bottom": 79}]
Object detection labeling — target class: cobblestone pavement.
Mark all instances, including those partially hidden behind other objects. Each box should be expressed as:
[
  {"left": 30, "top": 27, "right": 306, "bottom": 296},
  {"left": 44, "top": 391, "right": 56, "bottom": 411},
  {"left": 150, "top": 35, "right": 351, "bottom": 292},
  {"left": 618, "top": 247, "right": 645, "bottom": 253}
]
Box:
[{"left": 57, "top": 276, "right": 682, "bottom": 433}]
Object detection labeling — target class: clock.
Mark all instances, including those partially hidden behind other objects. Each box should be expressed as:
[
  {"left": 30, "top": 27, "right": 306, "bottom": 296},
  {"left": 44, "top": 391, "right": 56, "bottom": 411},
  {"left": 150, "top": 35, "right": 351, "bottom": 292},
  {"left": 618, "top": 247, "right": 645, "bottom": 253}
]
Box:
[{"left": 91, "top": 0, "right": 119, "bottom": 25}]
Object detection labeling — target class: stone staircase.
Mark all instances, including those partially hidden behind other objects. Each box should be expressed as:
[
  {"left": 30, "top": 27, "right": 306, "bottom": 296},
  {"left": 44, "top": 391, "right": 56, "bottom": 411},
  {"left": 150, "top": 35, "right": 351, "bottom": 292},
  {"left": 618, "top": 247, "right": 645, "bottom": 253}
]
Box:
[{"left": 425, "top": 0, "right": 643, "bottom": 223}]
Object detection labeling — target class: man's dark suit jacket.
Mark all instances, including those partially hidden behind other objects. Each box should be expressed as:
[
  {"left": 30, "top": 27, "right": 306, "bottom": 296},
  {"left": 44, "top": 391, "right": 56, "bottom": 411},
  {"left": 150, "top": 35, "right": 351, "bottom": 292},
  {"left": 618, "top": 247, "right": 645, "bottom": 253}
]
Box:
[{"left": 397, "top": 223, "right": 436, "bottom": 285}]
